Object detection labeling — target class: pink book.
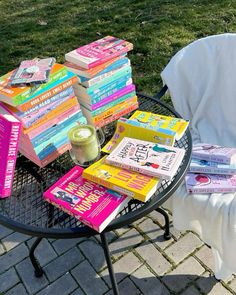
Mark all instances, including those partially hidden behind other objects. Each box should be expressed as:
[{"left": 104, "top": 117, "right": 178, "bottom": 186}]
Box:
[
  {"left": 43, "top": 166, "right": 130, "bottom": 232},
  {"left": 0, "top": 114, "right": 21, "bottom": 197},
  {"left": 185, "top": 172, "right": 236, "bottom": 193},
  {"left": 106, "top": 137, "right": 185, "bottom": 180},
  {"left": 65, "top": 36, "right": 133, "bottom": 69}
]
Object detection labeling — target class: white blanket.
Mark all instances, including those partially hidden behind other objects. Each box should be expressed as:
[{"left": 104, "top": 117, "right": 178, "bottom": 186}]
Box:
[{"left": 161, "top": 33, "right": 236, "bottom": 280}]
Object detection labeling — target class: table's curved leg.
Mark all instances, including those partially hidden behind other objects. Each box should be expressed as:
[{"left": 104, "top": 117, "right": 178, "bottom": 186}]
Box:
[
  {"left": 100, "top": 232, "right": 119, "bottom": 295},
  {"left": 29, "top": 237, "right": 44, "bottom": 277},
  {"left": 155, "top": 207, "right": 171, "bottom": 240}
]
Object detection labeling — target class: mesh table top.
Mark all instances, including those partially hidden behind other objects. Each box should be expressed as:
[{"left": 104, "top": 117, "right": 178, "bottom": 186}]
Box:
[{"left": 0, "top": 93, "right": 192, "bottom": 238}]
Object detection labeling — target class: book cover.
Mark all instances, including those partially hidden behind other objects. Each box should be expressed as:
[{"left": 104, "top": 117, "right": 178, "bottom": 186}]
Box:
[
  {"left": 129, "top": 111, "right": 189, "bottom": 141},
  {"left": 83, "top": 156, "right": 160, "bottom": 202},
  {"left": 189, "top": 158, "right": 236, "bottom": 175},
  {"left": 0, "top": 114, "right": 21, "bottom": 197},
  {"left": 9, "top": 57, "right": 56, "bottom": 86},
  {"left": 185, "top": 173, "right": 236, "bottom": 193},
  {"left": 102, "top": 117, "right": 176, "bottom": 154},
  {"left": 43, "top": 166, "right": 130, "bottom": 232},
  {"left": 192, "top": 143, "right": 236, "bottom": 164},
  {"left": 106, "top": 137, "right": 185, "bottom": 180},
  {"left": 65, "top": 36, "right": 133, "bottom": 69}
]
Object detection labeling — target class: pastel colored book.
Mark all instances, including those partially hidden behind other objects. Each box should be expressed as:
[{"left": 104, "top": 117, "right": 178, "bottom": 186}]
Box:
[
  {"left": 74, "top": 76, "right": 132, "bottom": 105},
  {"left": 106, "top": 137, "right": 186, "bottom": 180},
  {"left": 65, "top": 35, "right": 133, "bottom": 69},
  {"left": 64, "top": 55, "right": 125, "bottom": 78},
  {"left": 189, "top": 158, "right": 236, "bottom": 175},
  {"left": 80, "top": 59, "right": 130, "bottom": 87},
  {"left": 185, "top": 173, "right": 236, "bottom": 193},
  {"left": 102, "top": 117, "right": 175, "bottom": 154},
  {"left": 0, "top": 63, "right": 67, "bottom": 107},
  {"left": 83, "top": 156, "right": 160, "bottom": 202},
  {"left": 81, "top": 91, "right": 136, "bottom": 117},
  {"left": 81, "top": 84, "right": 136, "bottom": 111},
  {"left": 43, "top": 166, "right": 130, "bottom": 232},
  {"left": 129, "top": 111, "right": 189, "bottom": 141},
  {"left": 192, "top": 143, "right": 236, "bottom": 165},
  {"left": 0, "top": 114, "right": 21, "bottom": 198},
  {"left": 9, "top": 57, "right": 56, "bottom": 86}
]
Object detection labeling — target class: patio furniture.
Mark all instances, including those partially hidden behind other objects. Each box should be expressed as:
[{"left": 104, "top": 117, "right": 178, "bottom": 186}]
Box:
[
  {"left": 0, "top": 93, "right": 192, "bottom": 295},
  {"left": 161, "top": 33, "right": 236, "bottom": 280}
]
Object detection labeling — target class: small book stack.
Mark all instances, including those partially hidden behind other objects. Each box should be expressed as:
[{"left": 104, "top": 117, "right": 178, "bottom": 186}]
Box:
[
  {"left": 64, "top": 36, "right": 138, "bottom": 128},
  {"left": 185, "top": 143, "right": 236, "bottom": 193},
  {"left": 0, "top": 60, "right": 87, "bottom": 167}
]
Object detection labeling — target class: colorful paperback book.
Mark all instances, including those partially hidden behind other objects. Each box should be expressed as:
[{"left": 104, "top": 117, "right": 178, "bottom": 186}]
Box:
[
  {"left": 0, "top": 114, "right": 21, "bottom": 197},
  {"left": 189, "top": 158, "right": 236, "bottom": 175},
  {"left": 185, "top": 173, "right": 236, "bottom": 193},
  {"left": 129, "top": 111, "right": 189, "bottom": 141},
  {"left": 106, "top": 137, "right": 185, "bottom": 180},
  {"left": 83, "top": 156, "right": 160, "bottom": 202},
  {"left": 192, "top": 143, "right": 236, "bottom": 164},
  {"left": 43, "top": 166, "right": 130, "bottom": 232},
  {"left": 9, "top": 57, "right": 56, "bottom": 86},
  {"left": 102, "top": 117, "right": 176, "bottom": 154},
  {"left": 65, "top": 36, "right": 133, "bottom": 69}
]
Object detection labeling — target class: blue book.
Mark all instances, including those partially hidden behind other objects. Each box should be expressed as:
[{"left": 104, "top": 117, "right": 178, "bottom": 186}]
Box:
[{"left": 38, "top": 137, "right": 69, "bottom": 160}]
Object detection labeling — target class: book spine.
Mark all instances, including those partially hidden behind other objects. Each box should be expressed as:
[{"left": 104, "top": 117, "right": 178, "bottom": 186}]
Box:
[
  {"left": 193, "top": 154, "right": 230, "bottom": 165},
  {"left": 38, "top": 137, "right": 69, "bottom": 160},
  {"left": 17, "top": 75, "right": 78, "bottom": 112},
  {"left": 188, "top": 166, "right": 236, "bottom": 175},
  {"left": 187, "top": 186, "right": 236, "bottom": 194},
  {"left": 0, "top": 119, "right": 21, "bottom": 197}
]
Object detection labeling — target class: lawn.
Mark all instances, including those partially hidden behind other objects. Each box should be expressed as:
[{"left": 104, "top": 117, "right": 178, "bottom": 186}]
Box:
[{"left": 1, "top": 0, "right": 236, "bottom": 98}]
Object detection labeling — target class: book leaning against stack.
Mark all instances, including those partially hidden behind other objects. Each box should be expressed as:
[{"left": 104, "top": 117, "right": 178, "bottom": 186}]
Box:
[
  {"left": 0, "top": 59, "right": 87, "bottom": 168},
  {"left": 185, "top": 143, "right": 236, "bottom": 193},
  {"left": 64, "top": 36, "right": 138, "bottom": 128}
]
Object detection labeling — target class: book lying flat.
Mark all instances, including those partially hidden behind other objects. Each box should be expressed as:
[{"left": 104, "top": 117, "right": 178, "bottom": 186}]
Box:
[
  {"left": 185, "top": 172, "right": 236, "bottom": 193},
  {"left": 105, "top": 137, "right": 185, "bottom": 180},
  {"left": 43, "top": 166, "right": 130, "bottom": 233},
  {"left": 192, "top": 143, "right": 236, "bottom": 164},
  {"left": 189, "top": 158, "right": 236, "bottom": 175}
]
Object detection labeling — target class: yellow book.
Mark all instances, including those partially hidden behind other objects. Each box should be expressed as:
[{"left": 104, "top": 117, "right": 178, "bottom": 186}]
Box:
[
  {"left": 102, "top": 117, "right": 175, "bottom": 154},
  {"left": 129, "top": 110, "right": 189, "bottom": 141},
  {"left": 82, "top": 156, "right": 160, "bottom": 202}
]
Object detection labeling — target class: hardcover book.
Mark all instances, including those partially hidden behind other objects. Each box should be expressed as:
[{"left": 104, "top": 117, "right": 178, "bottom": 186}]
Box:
[
  {"left": 105, "top": 137, "right": 185, "bottom": 180},
  {"left": 9, "top": 57, "right": 56, "bottom": 86},
  {"left": 185, "top": 173, "right": 236, "bottom": 193},
  {"left": 43, "top": 166, "right": 130, "bottom": 232},
  {"left": 65, "top": 36, "right": 133, "bottom": 69},
  {"left": 83, "top": 156, "right": 160, "bottom": 202},
  {"left": 0, "top": 114, "right": 21, "bottom": 197},
  {"left": 189, "top": 158, "right": 236, "bottom": 175},
  {"left": 192, "top": 143, "right": 236, "bottom": 164},
  {"left": 129, "top": 111, "right": 189, "bottom": 141}
]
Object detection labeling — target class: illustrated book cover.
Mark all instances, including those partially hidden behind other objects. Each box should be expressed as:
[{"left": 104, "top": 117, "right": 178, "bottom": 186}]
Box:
[
  {"left": 9, "top": 57, "right": 56, "bottom": 86},
  {"left": 192, "top": 143, "right": 236, "bottom": 164},
  {"left": 43, "top": 166, "right": 130, "bottom": 232},
  {"left": 0, "top": 114, "right": 21, "bottom": 197},
  {"left": 65, "top": 36, "right": 133, "bottom": 69},
  {"left": 105, "top": 137, "right": 185, "bottom": 180},
  {"left": 129, "top": 111, "right": 189, "bottom": 141},
  {"left": 82, "top": 156, "right": 160, "bottom": 202},
  {"left": 189, "top": 158, "right": 236, "bottom": 175},
  {"left": 185, "top": 172, "right": 236, "bottom": 193}
]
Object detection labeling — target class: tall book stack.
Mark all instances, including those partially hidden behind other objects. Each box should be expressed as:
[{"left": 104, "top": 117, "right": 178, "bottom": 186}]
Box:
[
  {"left": 185, "top": 143, "right": 236, "bottom": 193},
  {"left": 64, "top": 36, "right": 139, "bottom": 128},
  {"left": 0, "top": 62, "right": 87, "bottom": 167}
]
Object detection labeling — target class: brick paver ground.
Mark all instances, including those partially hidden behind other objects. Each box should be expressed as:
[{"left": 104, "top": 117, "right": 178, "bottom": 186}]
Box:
[{"left": 0, "top": 210, "right": 235, "bottom": 295}]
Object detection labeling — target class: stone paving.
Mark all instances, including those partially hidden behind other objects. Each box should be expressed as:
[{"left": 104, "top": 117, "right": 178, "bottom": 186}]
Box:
[{"left": 0, "top": 209, "right": 236, "bottom": 295}]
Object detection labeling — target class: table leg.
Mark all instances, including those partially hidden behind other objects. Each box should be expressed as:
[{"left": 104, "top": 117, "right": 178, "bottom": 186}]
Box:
[
  {"left": 29, "top": 237, "right": 44, "bottom": 277},
  {"left": 100, "top": 232, "right": 120, "bottom": 295},
  {"left": 155, "top": 207, "right": 171, "bottom": 240}
]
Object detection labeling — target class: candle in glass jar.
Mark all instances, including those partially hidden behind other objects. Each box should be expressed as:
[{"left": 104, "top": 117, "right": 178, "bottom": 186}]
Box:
[{"left": 68, "top": 125, "right": 100, "bottom": 166}]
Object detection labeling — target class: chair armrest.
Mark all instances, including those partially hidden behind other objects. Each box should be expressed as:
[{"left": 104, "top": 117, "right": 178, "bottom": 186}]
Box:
[{"left": 153, "top": 85, "right": 168, "bottom": 100}]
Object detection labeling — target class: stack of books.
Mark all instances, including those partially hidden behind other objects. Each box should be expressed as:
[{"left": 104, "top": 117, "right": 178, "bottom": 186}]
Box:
[
  {"left": 64, "top": 36, "right": 139, "bottom": 128},
  {"left": 185, "top": 143, "right": 236, "bottom": 193},
  {"left": 0, "top": 62, "right": 87, "bottom": 167}
]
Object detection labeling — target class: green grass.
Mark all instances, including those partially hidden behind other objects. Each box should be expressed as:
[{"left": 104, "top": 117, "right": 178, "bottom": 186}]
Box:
[{"left": 1, "top": 0, "right": 236, "bottom": 98}]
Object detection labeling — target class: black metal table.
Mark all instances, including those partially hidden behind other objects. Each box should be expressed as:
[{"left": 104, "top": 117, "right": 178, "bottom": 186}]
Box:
[{"left": 0, "top": 92, "right": 192, "bottom": 295}]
